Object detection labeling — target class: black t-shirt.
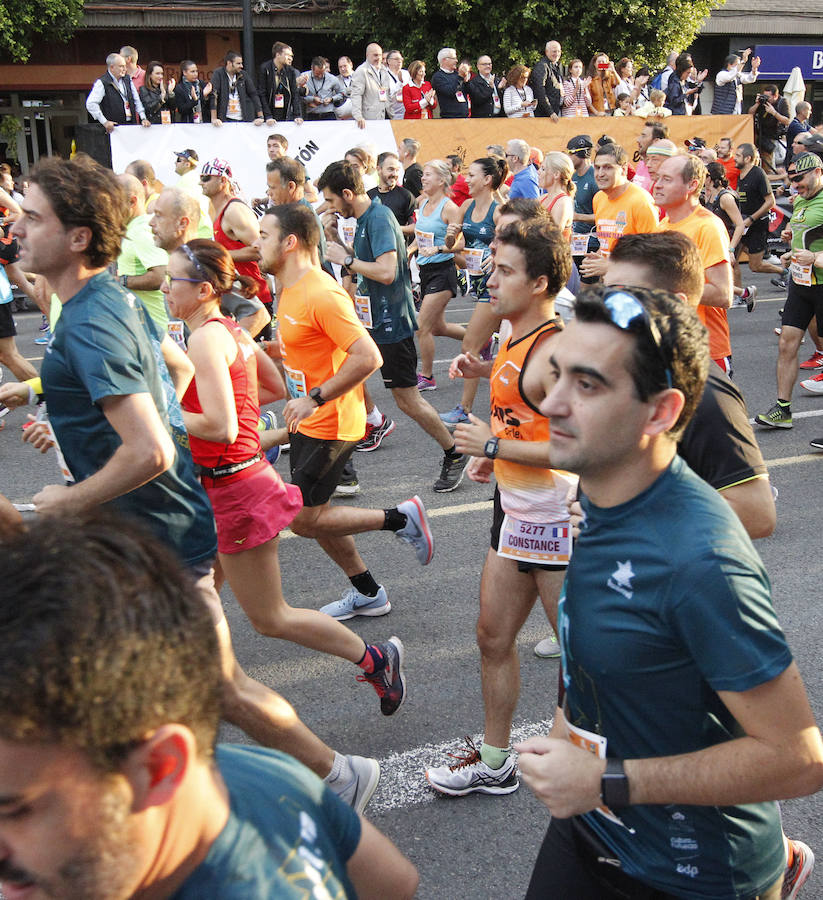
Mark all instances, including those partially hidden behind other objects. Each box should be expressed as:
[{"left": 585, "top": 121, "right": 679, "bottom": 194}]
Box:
[
  {"left": 736, "top": 165, "right": 770, "bottom": 221},
  {"left": 756, "top": 96, "right": 790, "bottom": 140},
  {"left": 367, "top": 184, "right": 415, "bottom": 226},
  {"left": 679, "top": 369, "right": 767, "bottom": 490},
  {"left": 402, "top": 162, "right": 423, "bottom": 198}
]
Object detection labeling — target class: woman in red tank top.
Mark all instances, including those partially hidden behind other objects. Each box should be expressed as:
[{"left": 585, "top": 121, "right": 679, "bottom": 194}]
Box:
[{"left": 164, "top": 240, "right": 386, "bottom": 670}]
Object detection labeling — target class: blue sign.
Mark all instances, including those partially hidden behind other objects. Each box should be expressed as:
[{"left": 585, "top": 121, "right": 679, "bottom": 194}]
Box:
[{"left": 754, "top": 45, "right": 823, "bottom": 80}]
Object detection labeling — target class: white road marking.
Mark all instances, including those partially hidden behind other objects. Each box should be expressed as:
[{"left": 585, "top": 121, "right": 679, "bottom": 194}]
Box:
[
  {"left": 367, "top": 717, "right": 554, "bottom": 813},
  {"left": 765, "top": 453, "right": 821, "bottom": 467}
]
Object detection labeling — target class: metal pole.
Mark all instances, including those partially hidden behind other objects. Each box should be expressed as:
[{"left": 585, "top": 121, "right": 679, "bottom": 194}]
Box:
[{"left": 242, "top": 0, "right": 255, "bottom": 77}]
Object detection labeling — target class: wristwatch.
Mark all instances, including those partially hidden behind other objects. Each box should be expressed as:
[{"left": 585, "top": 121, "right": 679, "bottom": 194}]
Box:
[
  {"left": 600, "top": 758, "right": 630, "bottom": 810},
  {"left": 483, "top": 436, "right": 500, "bottom": 459},
  {"left": 343, "top": 255, "right": 355, "bottom": 267},
  {"left": 309, "top": 387, "right": 326, "bottom": 406}
]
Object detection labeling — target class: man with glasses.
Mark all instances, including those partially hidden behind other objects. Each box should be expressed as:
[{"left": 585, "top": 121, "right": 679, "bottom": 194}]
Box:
[
  {"left": 756, "top": 153, "right": 823, "bottom": 434},
  {"left": 431, "top": 47, "right": 469, "bottom": 118},
  {"left": 507, "top": 139, "right": 540, "bottom": 199},
  {"left": 466, "top": 55, "right": 506, "bottom": 117},
  {"left": 517, "top": 283, "right": 823, "bottom": 900}
]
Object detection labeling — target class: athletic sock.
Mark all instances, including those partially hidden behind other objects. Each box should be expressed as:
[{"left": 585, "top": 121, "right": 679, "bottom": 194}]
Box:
[
  {"left": 366, "top": 406, "right": 383, "bottom": 427},
  {"left": 357, "top": 643, "right": 386, "bottom": 674},
  {"left": 324, "top": 751, "right": 346, "bottom": 783},
  {"left": 350, "top": 570, "right": 380, "bottom": 597},
  {"left": 480, "top": 742, "right": 510, "bottom": 770},
  {"left": 382, "top": 508, "right": 407, "bottom": 532},
  {"left": 445, "top": 444, "right": 462, "bottom": 460}
]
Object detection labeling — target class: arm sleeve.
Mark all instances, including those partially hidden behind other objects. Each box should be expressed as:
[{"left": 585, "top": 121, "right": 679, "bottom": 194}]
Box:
[
  {"left": 402, "top": 84, "right": 423, "bottom": 115},
  {"left": 85, "top": 81, "right": 107, "bottom": 124},
  {"left": 174, "top": 83, "right": 196, "bottom": 115},
  {"left": 530, "top": 59, "right": 548, "bottom": 105},
  {"left": 715, "top": 68, "right": 737, "bottom": 86},
  {"left": 350, "top": 69, "right": 365, "bottom": 119},
  {"left": 503, "top": 87, "right": 522, "bottom": 116},
  {"left": 139, "top": 86, "right": 160, "bottom": 118},
  {"left": 258, "top": 65, "right": 272, "bottom": 119}
]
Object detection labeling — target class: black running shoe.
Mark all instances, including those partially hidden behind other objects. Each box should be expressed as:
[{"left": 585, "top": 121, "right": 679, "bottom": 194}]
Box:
[{"left": 357, "top": 637, "right": 406, "bottom": 715}]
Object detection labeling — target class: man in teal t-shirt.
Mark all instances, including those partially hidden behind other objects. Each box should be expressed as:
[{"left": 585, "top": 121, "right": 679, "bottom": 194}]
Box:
[{"left": 515, "top": 285, "right": 823, "bottom": 900}]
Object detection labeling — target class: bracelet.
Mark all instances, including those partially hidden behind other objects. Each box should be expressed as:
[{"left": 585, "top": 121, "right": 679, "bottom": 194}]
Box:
[{"left": 120, "top": 274, "right": 129, "bottom": 288}]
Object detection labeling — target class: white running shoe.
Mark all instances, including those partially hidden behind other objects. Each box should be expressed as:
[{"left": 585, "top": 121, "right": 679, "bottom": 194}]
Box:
[
  {"left": 534, "top": 633, "right": 562, "bottom": 658},
  {"left": 320, "top": 585, "right": 390, "bottom": 620},
  {"left": 425, "top": 738, "right": 519, "bottom": 796},
  {"left": 800, "top": 373, "right": 823, "bottom": 394}
]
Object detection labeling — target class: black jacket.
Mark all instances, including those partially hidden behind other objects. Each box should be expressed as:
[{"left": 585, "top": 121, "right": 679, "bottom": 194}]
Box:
[
  {"left": 210, "top": 67, "right": 263, "bottom": 122},
  {"left": 96, "top": 71, "right": 141, "bottom": 124},
  {"left": 139, "top": 83, "right": 177, "bottom": 124},
  {"left": 465, "top": 74, "right": 504, "bottom": 117},
  {"left": 430, "top": 70, "right": 469, "bottom": 118},
  {"left": 174, "top": 78, "right": 210, "bottom": 123},
  {"left": 530, "top": 57, "right": 563, "bottom": 117},
  {"left": 258, "top": 61, "right": 303, "bottom": 121}
]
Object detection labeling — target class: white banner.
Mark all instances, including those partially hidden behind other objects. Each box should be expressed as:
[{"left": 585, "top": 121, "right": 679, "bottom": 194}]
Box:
[{"left": 110, "top": 120, "right": 397, "bottom": 202}]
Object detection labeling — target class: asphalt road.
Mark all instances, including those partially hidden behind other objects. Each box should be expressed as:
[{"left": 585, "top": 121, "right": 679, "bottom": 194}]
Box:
[{"left": 2, "top": 272, "right": 822, "bottom": 899}]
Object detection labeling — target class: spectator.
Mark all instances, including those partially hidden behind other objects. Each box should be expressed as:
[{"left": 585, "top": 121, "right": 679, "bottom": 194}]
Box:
[
  {"left": 120, "top": 44, "right": 145, "bottom": 91},
  {"left": 634, "top": 88, "right": 671, "bottom": 118},
  {"left": 210, "top": 50, "right": 263, "bottom": 126},
  {"left": 562, "top": 59, "right": 594, "bottom": 117},
  {"left": 385, "top": 49, "right": 411, "bottom": 119},
  {"left": 666, "top": 53, "right": 707, "bottom": 115},
  {"left": 711, "top": 49, "right": 760, "bottom": 115},
  {"left": 402, "top": 60, "right": 437, "bottom": 119},
  {"left": 612, "top": 92, "right": 633, "bottom": 116},
  {"left": 503, "top": 65, "right": 537, "bottom": 118},
  {"left": 335, "top": 55, "right": 355, "bottom": 119},
  {"left": 715, "top": 136, "right": 739, "bottom": 189},
  {"left": 173, "top": 60, "right": 212, "bottom": 124},
  {"left": 351, "top": 42, "right": 393, "bottom": 128},
  {"left": 431, "top": 47, "right": 469, "bottom": 119},
  {"left": 656, "top": 50, "right": 679, "bottom": 93},
  {"left": 785, "top": 101, "right": 812, "bottom": 169},
  {"left": 587, "top": 52, "right": 619, "bottom": 115},
  {"left": 115, "top": 173, "right": 169, "bottom": 331},
  {"left": 448, "top": 155, "right": 470, "bottom": 206},
  {"left": 86, "top": 52, "right": 151, "bottom": 133},
  {"left": 303, "top": 55, "right": 345, "bottom": 121},
  {"left": 506, "top": 139, "right": 540, "bottom": 199},
  {"left": 466, "top": 55, "right": 505, "bottom": 117},
  {"left": 749, "top": 83, "right": 790, "bottom": 172},
  {"left": 614, "top": 57, "right": 648, "bottom": 107},
  {"left": 530, "top": 40, "right": 563, "bottom": 119},
  {"left": 259, "top": 42, "right": 304, "bottom": 124},
  {"left": 139, "top": 61, "right": 176, "bottom": 124},
  {"left": 398, "top": 137, "right": 423, "bottom": 197}
]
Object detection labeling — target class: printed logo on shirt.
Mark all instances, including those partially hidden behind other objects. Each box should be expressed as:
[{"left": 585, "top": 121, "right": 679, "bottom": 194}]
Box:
[{"left": 607, "top": 559, "right": 635, "bottom": 599}]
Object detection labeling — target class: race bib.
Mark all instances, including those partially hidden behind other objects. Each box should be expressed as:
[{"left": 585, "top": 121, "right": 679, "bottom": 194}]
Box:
[
  {"left": 493, "top": 95, "right": 501, "bottom": 110},
  {"left": 227, "top": 93, "right": 241, "bottom": 117},
  {"left": 791, "top": 258, "right": 813, "bottom": 286},
  {"left": 193, "top": 109, "right": 201, "bottom": 124},
  {"left": 575, "top": 107, "right": 584, "bottom": 117},
  {"left": 378, "top": 88, "right": 388, "bottom": 102},
  {"left": 456, "top": 91, "right": 465, "bottom": 103},
  {"left": 47, "top": 422, "right": 76, "bottom": 484},
  {"left": 167, "top": 319, "right": 187, "bottom": 349},
  {"left": 274, "top": 93, "right": 285, "bottom": 108},
  {"left": 497, "top": 514, "right": 572, "bottom": 564},
  {"left": 160, "top": 109, "right": 171, "bottom": 125},
  {"left": 571, "top": 234, "right": 590, "bottom": 256},
  {"left": 283, "top": 364, "right": 308, "bottom": 398},
  {"left": 341, "top": 222, "right": 356, "bottom": 245},
  {"left": 123, "top": 99, "right": 132, "bottom": 121},
  {"left": 464, "top": 248, "right": 485, "bottom": 275},
  {"left": 415, "top": 229, "right": 435, "bottom": 249},
  {"left": 354, "top": 294, "right": 373, "bottom": 328}
]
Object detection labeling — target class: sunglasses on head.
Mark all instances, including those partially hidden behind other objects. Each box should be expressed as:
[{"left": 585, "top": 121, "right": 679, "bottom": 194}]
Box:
[{"left": 603, "top": 289, "right": 673, "bottom": 389}]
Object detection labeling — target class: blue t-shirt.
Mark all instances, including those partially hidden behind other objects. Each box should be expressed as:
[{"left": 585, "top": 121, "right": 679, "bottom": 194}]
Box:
[
  {"left": 41, "top": 272, "right": 217, "bottom": 566},
  {"left": 509, "top": 165, "right": 540, "bottom": 199},
  {"left": 559, "top": 455, "right": 790, "bottom": 899},
  {"left": 572, "top": 164, "right": 599, "bottom": 234},
  {"left": 173, "top": 745, "right": 361, "bottom": 898},
  {"left": 353, "top": 200, "right": 417, "bottom": 345}
]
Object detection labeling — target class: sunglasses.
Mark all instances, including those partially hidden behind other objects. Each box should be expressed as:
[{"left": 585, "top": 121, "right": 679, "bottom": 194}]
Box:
[
  {"left": 603, "top": 290, "right": 673, "bottom": 389},
  {"left": 200, "top": 174, "right": 216, "bottom": 182},
  {"left": 788, "top": 172, "right": 805, "bottom": 183}
]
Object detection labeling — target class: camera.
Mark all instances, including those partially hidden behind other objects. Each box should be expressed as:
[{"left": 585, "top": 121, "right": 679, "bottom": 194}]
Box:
[{"left": 756, "top": 93, "right": 769, "bottom": 105}]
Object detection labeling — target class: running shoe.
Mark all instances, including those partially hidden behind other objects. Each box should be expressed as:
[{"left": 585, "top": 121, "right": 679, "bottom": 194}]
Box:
[
  {"left": 357, "top": 636, "right": 406, "bottom": 716},
  {"left": 320, "top": 585, "right": 390, "bottom": 620},
  {"left": 38, "top": 314, "right": 49, "bottom": 333},
  {"left": 356, "top": 415, "right": 396, "bottom": 452},
  {"left": 425, "top": 737, "right": 519, "bottom": 796},
  {"left": 433, "top": 452, "right": 469, "bottom": 492},
  {"left": 755, "top": 403, "right": 793, "bottom": 429},
  {"left": 800, "top": 350, "right": 823, "bottom": 370},
  {"left": 439, "top": 404, "right": 470, "bottom": 427},
  {"left": 479, "top": 334, "right": 499, "bottom": 361},
  {"left": 765, "top": 254, "right": 783, "bottom": 267},
  {"left": 0, "top": 403, "right": 9, "bottom": 420},
  {"left": 782, "top": 839, "right": 814, "bottom": 900},
  {"left": 328, "top": 755, "right": 381, "bottom": 814},
  {"left": 771, "top": 276, "right": 788, "bottom": 290},
  {"left": 395, "top": 495, "right": 434, "bottom": 565},
  {"left": 534, "top": 633, "right": 562, "bottom": 658},
  {"left": 810, "top": 437, "right": 823, "bottom": 450},
  {"left": 456, "top": 269, "right": 468, "bottom": 296},
  {"left": 740, "top": 285, "right": 757, "bottom": 312},
  {"left": 800, "top": 371, "right": 823, "bottom": 394},
  {"left": 34, "top": 330, "right": 51, "bottom": 346},
  {"left": 258, "top": 410, "right": 278, "bottom": 431},
  {"left": 417, "top": 373, "right": 436, "bottom": 391},
  {"left": 332, "top": 478, "right": 361, "bottom": 498}
]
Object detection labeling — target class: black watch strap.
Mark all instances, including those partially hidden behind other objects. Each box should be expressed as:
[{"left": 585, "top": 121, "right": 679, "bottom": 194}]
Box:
[
  {"left": 601, "top": 757, "right": 630, "bottom": 810},
  {"left": 309, "top": 386, "right": 326, "bottom": 406}
]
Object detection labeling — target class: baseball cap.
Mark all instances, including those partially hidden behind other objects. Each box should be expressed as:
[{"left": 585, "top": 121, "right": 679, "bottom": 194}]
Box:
[
  {"left": 567, "top": 134, "right": 593, "bottom": 153},
  {"left": 685, "top": 137, "right": 706, "bottom": 151},
  {"left": 201, "top": 158, "right": 233, "bottom": 178},
  {"left": 793, "top": 152, "right": 823, "bottom": 173},
  {"left": 174, "top": 149, "right": 198, "bottom": 162}
]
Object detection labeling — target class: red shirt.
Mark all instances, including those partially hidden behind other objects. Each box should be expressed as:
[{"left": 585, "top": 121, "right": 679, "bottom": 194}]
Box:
[
  {"left": 719, "top": 155, "right": 739, "bottom": 190},
  {"left": 451, "top": 173, "right": 470, "bottom": 207},
  {"left": 214, "top": 199, "right": 273, "bottom": 305}
]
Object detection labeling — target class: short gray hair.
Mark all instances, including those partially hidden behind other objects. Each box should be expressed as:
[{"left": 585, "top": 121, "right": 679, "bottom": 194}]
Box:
[
  {"left": 161, "top": 186, "right": 201, "bottom": 226},
  {"left": 401, "top": 137, "right": 420, "bottom": 156},
  {"left": 106, "top": 52, "right": 124, "bottom": 68},
  {"left": 797, "top": 101, "right": 812, "bottom": 115},
  {"left": 507, "top": 139, "right": 530, "bottom": 163},
  {"left": 438, "top": 48, "right": 457, "bottom": 65}
]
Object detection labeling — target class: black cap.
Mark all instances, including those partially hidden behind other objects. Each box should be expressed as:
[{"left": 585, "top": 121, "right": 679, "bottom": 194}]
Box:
[
  {"left": 174, "top": 148, "right": 199, "bottom": 162},
  {"left": 566, "top": 134, "right": 593, "bottom": 153}
]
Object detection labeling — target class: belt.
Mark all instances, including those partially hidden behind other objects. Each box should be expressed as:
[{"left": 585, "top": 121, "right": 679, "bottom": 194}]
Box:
[{"left": 198, "top": 452, "right": 262, "bottom": 480}]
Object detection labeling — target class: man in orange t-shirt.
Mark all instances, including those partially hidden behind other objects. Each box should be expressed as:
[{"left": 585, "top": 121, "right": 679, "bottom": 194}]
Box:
[
  {"left": 254, "top": 202, "right": 435, "bottom": 635},
  {"left": 655, "top": 153, "right": 734, "bottom": 373},
  {"left": 580, "top": 141, "right": 658, "bottom": 280}
]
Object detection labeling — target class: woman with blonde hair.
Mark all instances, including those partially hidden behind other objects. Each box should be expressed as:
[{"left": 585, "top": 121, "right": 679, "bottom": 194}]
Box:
[
  {"left": 538, "top": 152, "right": 575, "bottom": 239},
  {"left": 413, "top": 159, "right": 463, "bottom": 392}
]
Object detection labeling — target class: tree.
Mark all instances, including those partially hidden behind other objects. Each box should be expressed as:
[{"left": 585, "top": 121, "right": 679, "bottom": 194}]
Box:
[
  {"left": 0, "top": 0, "right": 85, "bottom": 63},
  {"left": 327, "top": 0, "right": 721, "bottom": 71}
]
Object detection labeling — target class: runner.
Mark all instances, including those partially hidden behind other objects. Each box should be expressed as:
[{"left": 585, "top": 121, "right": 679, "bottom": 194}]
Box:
[{"left": 426, "top": 219, "right": 576, "bottom": 796}]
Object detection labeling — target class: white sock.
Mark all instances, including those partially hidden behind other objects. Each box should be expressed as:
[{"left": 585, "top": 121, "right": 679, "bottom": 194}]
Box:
[
  {"left": 324, "top": 751, "right": 347, "bottom": 783},
  {"left": 366, "top": 406, "right": 382, "bottom": 426}
]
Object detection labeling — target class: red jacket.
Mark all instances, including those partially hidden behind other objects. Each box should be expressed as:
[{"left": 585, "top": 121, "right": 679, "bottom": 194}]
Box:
[{"left": 403, "top": 81, "right": 437, "bottom": 119}]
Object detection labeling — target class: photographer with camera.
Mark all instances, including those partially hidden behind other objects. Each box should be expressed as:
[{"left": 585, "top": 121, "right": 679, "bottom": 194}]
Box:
[
  {"left": 210, "top": 51, "right": 264, "bottom": 126},
  {"left": 665, "top": 52, "right": 707, "bottom": 115},
  {"left": 749, "top": 84, "right": 790, "bottom": 173}
]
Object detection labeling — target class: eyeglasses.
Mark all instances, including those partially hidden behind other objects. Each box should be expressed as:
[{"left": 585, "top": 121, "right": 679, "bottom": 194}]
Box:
[
  {"left": 603, "top": 289, "right": 673, "bottom": 389},
  {"left": 788, "top": 171, "right": 805, "bottom": 183},
  {"left": 164, "top": 273, "right": 201, "bottom": 286}
]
